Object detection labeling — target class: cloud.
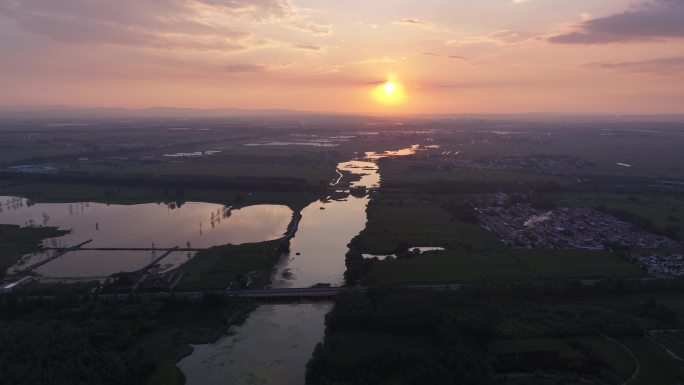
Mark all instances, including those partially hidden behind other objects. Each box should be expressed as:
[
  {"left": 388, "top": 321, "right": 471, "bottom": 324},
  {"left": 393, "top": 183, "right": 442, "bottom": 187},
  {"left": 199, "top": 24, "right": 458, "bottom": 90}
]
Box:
[
  {"left": 0, "top": 0, "right": 326, "bottom": 50},
  {"left": 293, "top": 43, "right": 320, "bottom": 51},
  {"left": 550, "top": 0, "right": 684, "bottom": 44},
  {"left": 422, "top": 52, "right": 467, "bottom": 61},
  {"left": 396, "top": 18, "right": 428, "bottom": 25},
  {"left": 223, "top": 63, "right": 267, "bottom": 72},
  {"left": 291, "top": 19, "right": 332, "bottom": 36},
  {"left": 448, "top": 29, "right": 536, "bottom": 45},
  {"left": 587, "top": 56, "right": 684, "bottom": 75}
]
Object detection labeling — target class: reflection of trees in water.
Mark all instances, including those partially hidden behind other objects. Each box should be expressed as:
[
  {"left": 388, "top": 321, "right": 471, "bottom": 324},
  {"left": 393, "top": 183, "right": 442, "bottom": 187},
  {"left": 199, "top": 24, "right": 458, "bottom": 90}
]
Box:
[
  {"left": 165, "top": 201, "right": 185, "bottom": 210},
  {"left": 209, "top": 206, "right": 232, "bottom": 229},
  {"left": 0, "top": 196, "right": 27, "bottom": 212}
]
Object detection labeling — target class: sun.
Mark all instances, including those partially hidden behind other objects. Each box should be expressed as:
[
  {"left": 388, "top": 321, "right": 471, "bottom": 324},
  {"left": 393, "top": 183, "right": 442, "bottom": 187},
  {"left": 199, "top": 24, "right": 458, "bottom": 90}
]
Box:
[
  {"left": 372, "top": 77, "right": 406, "bottom": 105},
  {"left": 384, "top": 81, "right": 396, "bottom": 94}
]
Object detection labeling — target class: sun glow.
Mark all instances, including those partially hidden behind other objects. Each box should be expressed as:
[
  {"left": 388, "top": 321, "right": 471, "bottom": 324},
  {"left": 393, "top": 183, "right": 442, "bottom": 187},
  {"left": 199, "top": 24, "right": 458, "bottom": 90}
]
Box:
[{"left": 372, "top": 76, "right": 406, "bottom": 105}]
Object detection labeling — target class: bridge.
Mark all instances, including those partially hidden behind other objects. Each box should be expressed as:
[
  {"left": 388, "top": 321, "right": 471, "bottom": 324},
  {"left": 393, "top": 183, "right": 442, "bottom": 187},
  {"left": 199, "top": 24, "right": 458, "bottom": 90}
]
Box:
[{"left": 14, "top": 239, "right": 93, "bottom": 274}]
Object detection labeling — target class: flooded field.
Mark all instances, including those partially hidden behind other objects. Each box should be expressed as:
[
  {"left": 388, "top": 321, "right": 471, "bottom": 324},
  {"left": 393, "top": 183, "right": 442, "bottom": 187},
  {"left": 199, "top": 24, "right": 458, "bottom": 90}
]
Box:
[
  {"left": 0, "top": 197, "right": 292, "bottom": 277},
  {"left": 12, "top": 249, "right": 192, "bottom": 278}
]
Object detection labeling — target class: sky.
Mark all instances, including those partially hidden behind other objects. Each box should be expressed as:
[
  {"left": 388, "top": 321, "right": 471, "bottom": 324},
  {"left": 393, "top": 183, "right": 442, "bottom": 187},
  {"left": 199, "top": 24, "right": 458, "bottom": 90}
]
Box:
[{"left": 1, "top": 0, "right": 683, "bottom": 114}]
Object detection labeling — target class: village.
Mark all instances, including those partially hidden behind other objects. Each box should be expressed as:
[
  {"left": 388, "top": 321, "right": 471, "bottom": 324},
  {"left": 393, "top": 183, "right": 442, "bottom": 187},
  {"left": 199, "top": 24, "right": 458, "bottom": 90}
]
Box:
[
  {"left": 476, "top": 198, "right": 678, "bottom": 250},
  {"left": 630, "top": 251, "right": 684, "bottom": 277}
]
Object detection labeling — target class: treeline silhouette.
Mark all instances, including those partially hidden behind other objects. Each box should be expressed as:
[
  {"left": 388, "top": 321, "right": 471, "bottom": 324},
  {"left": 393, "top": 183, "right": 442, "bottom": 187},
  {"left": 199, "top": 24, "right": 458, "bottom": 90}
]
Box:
[
  {"left": 0, "top": 171, "right": 319, "bottom": 192},
  {"left": 0, "top": 295, "right": 244, "bottom": 385},
  {"left": 307, "top": 282, "right": 683, "bottom": 385}
]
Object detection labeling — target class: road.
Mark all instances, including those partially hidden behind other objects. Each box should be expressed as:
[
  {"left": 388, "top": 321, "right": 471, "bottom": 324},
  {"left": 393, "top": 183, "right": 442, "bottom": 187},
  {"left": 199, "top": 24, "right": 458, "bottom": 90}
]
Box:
[{"left": 4, "top": 276, "right": 664, "bottom": 301}]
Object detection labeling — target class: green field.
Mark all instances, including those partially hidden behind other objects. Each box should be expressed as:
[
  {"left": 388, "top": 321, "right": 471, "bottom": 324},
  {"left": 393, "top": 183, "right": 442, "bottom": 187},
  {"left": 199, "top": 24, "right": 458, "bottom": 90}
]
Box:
[
  {"left": 370, "top": 249, "right": 644, "bottom": 284},
  {"left": 355, "top": 193, "right": 502, "bottom": 254},
  {"left": 379, "top": 159, "right": 574, "bottom": 185},
  {"left": 51, "top": 152, "right": 337, "bottom": 185},
  {"left": 619, "top": 336, "right": 684, "bottom": 385},
  {"left": 173, "top": 240, "right": 284, "bottom": 290},
  {"left": 649, "top": 331, "right": 684, "bottom": 361},
  {"left": 490, "top": 336, "right": 638, "bottom": 384}
]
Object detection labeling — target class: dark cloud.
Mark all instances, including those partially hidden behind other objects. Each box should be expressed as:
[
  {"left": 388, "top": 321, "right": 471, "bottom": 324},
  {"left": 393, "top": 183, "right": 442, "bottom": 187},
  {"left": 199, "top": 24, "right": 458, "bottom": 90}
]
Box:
[
  {"left": 223, "top": 63, "right": 267, "bottom": 72},
  {"left": 587, "top": 56, "right": 684, "bottom": 75},
  {"left": 550, "top": 0, "right": 684, "bottom": 44},
  {"left": 0, "top": 0, "right": 295, "bottom": 50}
]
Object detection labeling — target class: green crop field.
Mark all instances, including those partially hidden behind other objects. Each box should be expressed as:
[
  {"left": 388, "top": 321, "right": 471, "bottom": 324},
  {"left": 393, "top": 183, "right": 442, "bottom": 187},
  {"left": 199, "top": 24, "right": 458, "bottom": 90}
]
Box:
[
  {"left": 379, "top": 159, "right": 574, "bottom": 185},
  {"left": 649, "top": 331, "right": 684, "bottom": 361},
  {"left": 370, "top": 248, "right": 644, "bottom": 284},
  {"left": 355, "top": 193, "right": 503, "bottom": 254}
]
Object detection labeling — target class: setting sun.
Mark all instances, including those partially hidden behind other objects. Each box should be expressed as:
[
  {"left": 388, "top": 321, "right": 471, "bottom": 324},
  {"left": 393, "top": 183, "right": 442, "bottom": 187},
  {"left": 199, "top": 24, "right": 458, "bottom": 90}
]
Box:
[{"left": 372, "top": 78, "right": 406, "bottom": 105}]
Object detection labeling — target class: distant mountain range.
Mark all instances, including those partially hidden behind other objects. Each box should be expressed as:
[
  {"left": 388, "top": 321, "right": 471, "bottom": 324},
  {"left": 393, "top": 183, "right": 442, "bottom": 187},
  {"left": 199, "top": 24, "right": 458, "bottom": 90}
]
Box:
[
  {"left": 1, "top": 105, "right": 683, "bottom": 122},
  {"left": 0, "top": 105, "right": 338, "bottom": 120}
]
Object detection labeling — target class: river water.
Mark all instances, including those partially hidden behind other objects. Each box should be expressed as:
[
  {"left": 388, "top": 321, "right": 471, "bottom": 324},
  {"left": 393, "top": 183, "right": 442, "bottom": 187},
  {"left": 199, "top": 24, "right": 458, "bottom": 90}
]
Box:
[
  {"left": 178, "top": 303, "right": 332, "bottom": 385},
  {"left": 179, "top": 158, "right": 383, "bottom": 384}
]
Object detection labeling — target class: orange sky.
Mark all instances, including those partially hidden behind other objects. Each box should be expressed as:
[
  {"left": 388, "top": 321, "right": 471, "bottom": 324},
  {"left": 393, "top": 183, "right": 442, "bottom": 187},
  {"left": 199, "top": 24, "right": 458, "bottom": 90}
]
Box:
[{"left": 1, "top": 0, "right": 683, "bottom": 114}]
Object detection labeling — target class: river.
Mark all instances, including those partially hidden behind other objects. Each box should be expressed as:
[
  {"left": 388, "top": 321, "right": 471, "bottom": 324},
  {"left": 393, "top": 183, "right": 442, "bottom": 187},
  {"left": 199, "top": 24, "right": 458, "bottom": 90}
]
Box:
[{"left": 178, "top": 148, "right": 423, "bottom": 385}]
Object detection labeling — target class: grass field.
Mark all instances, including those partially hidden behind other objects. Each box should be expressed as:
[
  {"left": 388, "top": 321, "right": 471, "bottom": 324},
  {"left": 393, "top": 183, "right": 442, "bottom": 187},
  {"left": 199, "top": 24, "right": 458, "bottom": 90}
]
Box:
[
  {"left": 379, "top": 159, "right": 574, "bottom": 185},
  {"left": 619, "top": 336, "right": 684, "bottom": 385},
  {"left": 576, "top": 337, "right": 637, "bottom": 382},
  {"left": 370, "top": 248, "right": 644, "bottom": 284},
  {"left": 52, "top": 154, "right": 337, "bottom": 185},
  {"left": 489, "top": 336, "right": 637, "bottom": 383},
  {"left": 649, "top": 331, "right": 684, "bottom": 361},
  {"left": 355, "top": 194, "right": 502, "bottom": 254},
  {"left": 174, "top": 240, "right": 283, "bottom": 290}
]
